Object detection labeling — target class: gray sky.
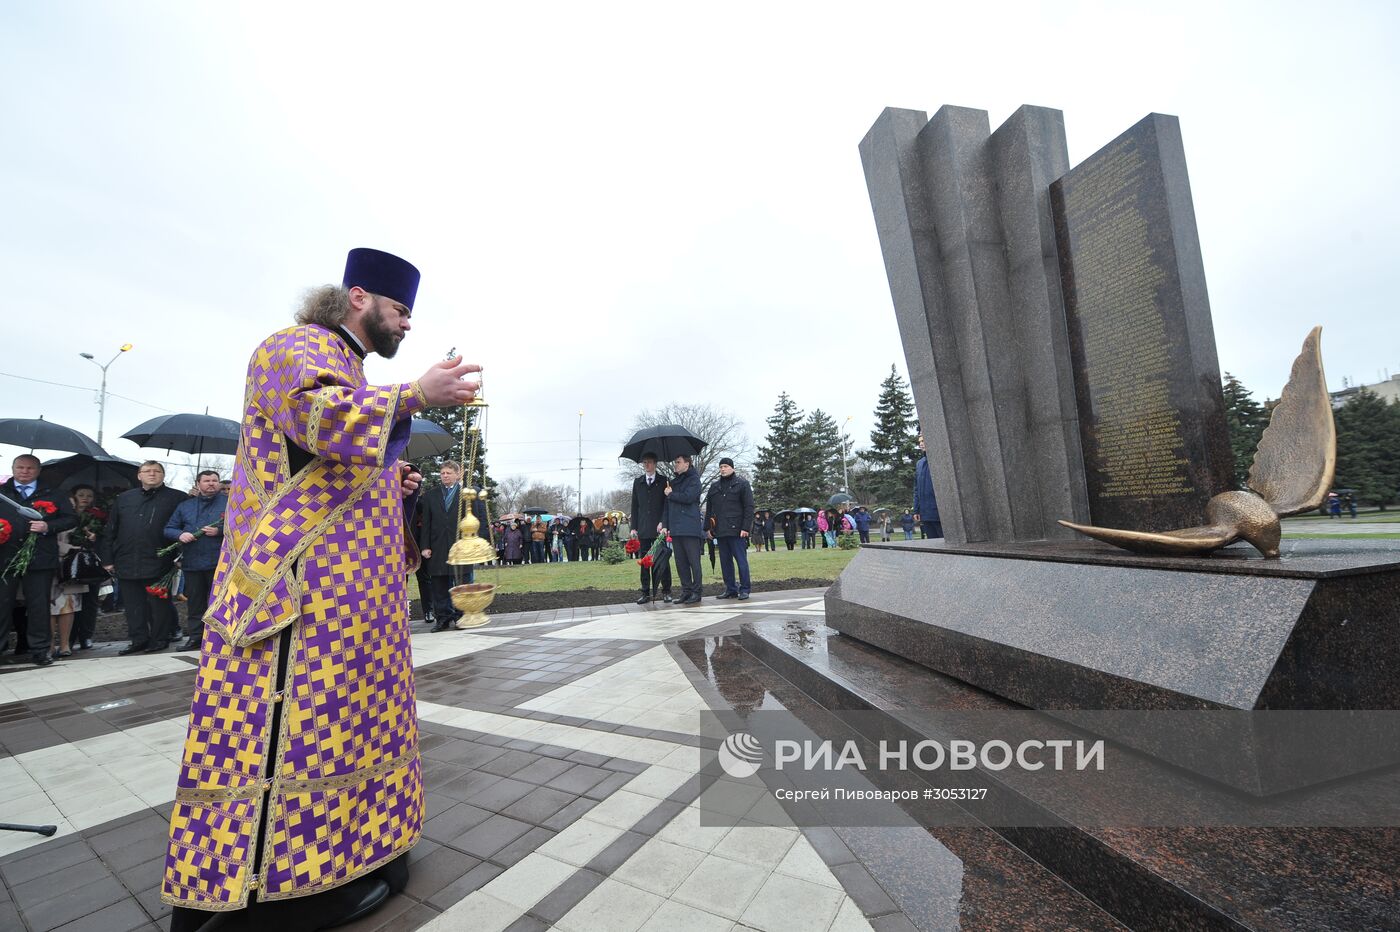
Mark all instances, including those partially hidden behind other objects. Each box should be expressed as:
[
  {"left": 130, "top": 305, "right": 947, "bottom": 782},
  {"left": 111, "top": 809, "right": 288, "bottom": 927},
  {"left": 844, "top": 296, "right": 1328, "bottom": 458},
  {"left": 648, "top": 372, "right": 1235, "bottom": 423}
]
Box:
[{"left": 3, "top": 1, "right": 1397, "bottom": 493}]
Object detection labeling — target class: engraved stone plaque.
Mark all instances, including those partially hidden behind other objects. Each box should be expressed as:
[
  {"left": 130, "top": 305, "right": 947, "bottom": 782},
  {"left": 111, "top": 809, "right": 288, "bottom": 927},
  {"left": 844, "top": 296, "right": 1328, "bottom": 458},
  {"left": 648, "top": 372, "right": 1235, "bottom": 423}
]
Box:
[{"left": 1050, "top": 114, "right": 1233, "bottom": 532}]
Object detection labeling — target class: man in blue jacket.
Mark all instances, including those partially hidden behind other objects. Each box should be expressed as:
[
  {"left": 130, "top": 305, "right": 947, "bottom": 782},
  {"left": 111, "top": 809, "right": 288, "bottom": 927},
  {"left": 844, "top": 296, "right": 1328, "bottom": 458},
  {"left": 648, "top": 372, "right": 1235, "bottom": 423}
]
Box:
[
  {"left": 853, "top": 507, "right": 872, "bottom": 544},
  {"left": 704, "top": 458, "right": 753, "bottom": 600},
  {"left": 660, "top": 454, "right": 704, "bottom": 604},
  {"left": 913, "top": 435, "right": 942, "bottom": 540},
  {"left": 164, "top": 469, "right": 227, "bottom": 650}
]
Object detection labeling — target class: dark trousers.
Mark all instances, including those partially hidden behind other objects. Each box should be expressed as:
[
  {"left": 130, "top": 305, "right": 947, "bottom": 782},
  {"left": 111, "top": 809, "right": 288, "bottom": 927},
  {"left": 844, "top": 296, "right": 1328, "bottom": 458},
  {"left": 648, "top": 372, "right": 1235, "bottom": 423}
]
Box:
[
  {"left": 430, "top": 575, "right": 461, "bottom": 626},
  {"left": 415, "top": 563, "right": 434, "bottom": 618},
  {"left": 122, "top": 577, "right": 178, "bottom": 647},
  {"left": 182, "top": 569, "right": 215, "bottom": 640},
  {"left": 763, "top": 532, "right": 775, "bottom": 552},
  {"left": 74, "top": 582, "right": 100, "bottom": 643},
  {"left": 784, "top": 536, "right": 795, "bottom": 550},
  {"left": 801, "top": 531, "right": 815, "bottom": 549},
  {"left": 530, "top": 540, "right": 546, "bottom": 563},
  {"left": 637, "top": 538, "right": 672, "bottom": 596},
  {"left": 858, "top": 529, "right": 870, "bottom": 543},
  {"left": 716, "top": 536, "right": 751, "bottom": 596},
  {"left": 565, "top": 539, "right": 579, "bottom": 561},
  {"left": 0, "top": 570, "right": 54, "bottom": 658},
  {"left": 671, "top": 536, "right": 703, "bottom": 599},
  {"left": 921, "top": 520, "right": 943, "bottom": 540}
]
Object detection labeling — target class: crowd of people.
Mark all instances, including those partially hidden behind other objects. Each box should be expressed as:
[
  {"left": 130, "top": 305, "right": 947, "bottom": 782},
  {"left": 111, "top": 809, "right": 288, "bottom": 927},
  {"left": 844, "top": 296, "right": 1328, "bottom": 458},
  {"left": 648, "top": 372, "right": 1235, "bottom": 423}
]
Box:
[{"left": 0, "top": 453, "right": 228, "bottom": 666}]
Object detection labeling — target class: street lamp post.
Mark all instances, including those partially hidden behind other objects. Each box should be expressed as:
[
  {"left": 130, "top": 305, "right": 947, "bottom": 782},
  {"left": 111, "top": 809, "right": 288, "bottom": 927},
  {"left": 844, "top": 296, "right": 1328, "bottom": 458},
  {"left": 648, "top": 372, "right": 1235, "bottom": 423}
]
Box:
[
  {"left": 577, "top": 410, "right": 584, "bottom": 514},
  {"left": 78, "top": 344, "right": 133, "bottom": 447},
  {"left": 840, "top": 415, "right": 853, "bottom": 494}
]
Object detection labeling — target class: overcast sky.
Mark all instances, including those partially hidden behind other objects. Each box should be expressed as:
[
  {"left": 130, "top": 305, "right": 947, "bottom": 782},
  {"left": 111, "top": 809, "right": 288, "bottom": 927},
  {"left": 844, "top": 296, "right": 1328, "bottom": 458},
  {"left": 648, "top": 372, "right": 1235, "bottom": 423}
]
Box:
[{"left": 3, "top": 1, "right": 1397, "bottom": 494}]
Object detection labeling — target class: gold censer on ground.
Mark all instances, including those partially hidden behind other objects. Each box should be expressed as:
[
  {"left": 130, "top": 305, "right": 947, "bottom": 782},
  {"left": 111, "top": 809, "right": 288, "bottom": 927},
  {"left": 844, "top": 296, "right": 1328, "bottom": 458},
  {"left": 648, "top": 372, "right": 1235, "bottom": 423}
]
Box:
[{"left": 446, "top": 376, "right": 497, "bottom": 627}]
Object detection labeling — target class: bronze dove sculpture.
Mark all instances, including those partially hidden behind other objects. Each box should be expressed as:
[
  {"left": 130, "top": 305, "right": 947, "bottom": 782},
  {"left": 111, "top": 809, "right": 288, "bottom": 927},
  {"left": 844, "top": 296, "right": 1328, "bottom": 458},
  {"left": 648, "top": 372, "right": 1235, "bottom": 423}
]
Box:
[{"left": 1059, "top": 327, "right": 1335, "bottom": 559}]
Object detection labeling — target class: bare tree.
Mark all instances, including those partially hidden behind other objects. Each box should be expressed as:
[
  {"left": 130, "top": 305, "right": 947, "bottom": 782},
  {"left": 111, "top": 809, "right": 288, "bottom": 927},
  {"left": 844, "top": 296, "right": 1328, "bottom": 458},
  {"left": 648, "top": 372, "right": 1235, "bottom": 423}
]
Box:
[
  {"left": 519, "top": 482, "right": 576, "bottom": 514},
  {"left": 493, "top": 474, "right": 529, "bottom": 514},
  {"left": 583, "top": 487, "right": 630, "bottom": 515},
  {"left": 617, "top": 403, "right": 752, "bottom": 493}
]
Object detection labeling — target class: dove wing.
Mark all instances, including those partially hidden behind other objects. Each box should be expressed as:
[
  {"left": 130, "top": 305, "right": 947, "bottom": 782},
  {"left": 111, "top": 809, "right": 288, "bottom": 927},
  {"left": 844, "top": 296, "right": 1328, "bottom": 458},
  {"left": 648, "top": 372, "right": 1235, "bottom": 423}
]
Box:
[
  {"left": 1247, "top": 327, "right": 1336, "bottom": 517},
  {"left": 1057, "top": 520, "right": 1238, "bottom": 556}
]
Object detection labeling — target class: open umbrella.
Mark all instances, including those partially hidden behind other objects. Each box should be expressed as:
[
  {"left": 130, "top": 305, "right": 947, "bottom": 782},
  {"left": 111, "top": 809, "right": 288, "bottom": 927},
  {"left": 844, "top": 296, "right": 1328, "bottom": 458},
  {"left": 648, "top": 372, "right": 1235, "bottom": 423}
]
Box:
[
  {"left": 522, "top": 506, "right": 550, "bottom": 516},
  {"left": 620, "top": 425, "right": 707, "bottom": 463},
  {"left": 0, "top": 417, "right": 105, "bottom": 456},
  {"left": 122, "top": 413, "right": 240, "bottom": 457},
  {"left": 40, "top": 453, "right": 140, "bottom": 492},
  {"left": 498, "top": 512, "right": 527, "bottom": 522},
  {"left": 407, "top": 419, "right": 455, "bottom": 459},
  {"left": 827, "top": 493, "right": 854, "bottom": 507},
  {"left": 793, "top": 507, "right": 818, "bottom": 514}
]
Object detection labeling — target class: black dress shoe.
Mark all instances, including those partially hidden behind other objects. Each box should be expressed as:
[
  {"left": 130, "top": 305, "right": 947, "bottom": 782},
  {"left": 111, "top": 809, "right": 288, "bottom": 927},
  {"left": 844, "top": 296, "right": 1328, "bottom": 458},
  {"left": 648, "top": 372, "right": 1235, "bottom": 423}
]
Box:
[
  {"left": 79, "top": 639, "right": 94, "bottom": 650},
  {"left": 143, "top": 642, "right": 168, "bottom": 654},
  {"left": 180, "top": 638, "right": 201, "bottom": 651},
  {"left": 662, "top": 594, "right": 674, "bottom": 603},
  {"left": 118, "top": 643, "right": 149, "bottom": 656},
  {"left": 635, "top": 595, "right": 651, "bottom": 605},
  {"left": 737, "top": 592, "right": 750, "bottom": 600},
  {"left": 715, "top": 592, "right": 736, "bottom": 599},
  {"left": 32, "top": 653, "right": 53, "bottom": 667}
]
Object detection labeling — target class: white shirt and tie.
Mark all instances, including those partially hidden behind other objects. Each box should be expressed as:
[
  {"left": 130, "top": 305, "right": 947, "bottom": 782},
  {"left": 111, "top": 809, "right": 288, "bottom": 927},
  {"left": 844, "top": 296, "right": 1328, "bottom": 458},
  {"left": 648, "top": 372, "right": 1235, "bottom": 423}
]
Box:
[{"left": 14, "top": 482, "right": 35, "bottom": 499}]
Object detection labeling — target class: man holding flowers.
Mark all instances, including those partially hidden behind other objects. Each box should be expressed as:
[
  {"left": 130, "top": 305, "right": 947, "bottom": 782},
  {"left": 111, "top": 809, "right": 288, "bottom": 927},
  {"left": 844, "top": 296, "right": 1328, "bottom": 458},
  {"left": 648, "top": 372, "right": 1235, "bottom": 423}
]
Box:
[
  {"left": 99, "top": 460, "right": 187, "bottom": 654},
  {"left": 0, "top": 454, "right": 77, "bottom": 666}
]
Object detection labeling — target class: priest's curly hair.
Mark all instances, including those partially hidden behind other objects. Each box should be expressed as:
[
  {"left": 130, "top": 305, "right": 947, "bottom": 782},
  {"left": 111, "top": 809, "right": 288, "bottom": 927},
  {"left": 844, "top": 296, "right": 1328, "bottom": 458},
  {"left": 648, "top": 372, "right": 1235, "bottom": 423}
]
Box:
[{"left": 295, "top": 285, "right": 351, "bottom": 328}]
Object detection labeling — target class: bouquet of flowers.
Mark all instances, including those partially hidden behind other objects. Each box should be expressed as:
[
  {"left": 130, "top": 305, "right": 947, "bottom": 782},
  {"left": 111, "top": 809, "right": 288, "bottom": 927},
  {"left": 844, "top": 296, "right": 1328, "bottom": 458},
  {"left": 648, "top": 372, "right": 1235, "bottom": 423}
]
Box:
[
  {"left": 639, "top": 535, "right": 672, "bottom": 569},
  {"left": 0, "top": 518, "right": 11, "bottom": 548},
  {"left": 2, "top": 500, "right": 58, "bottom": 580},
  {"left": 624, "top": 538, "right": 641, "bottom": 556},
  {"left": 76, "top": 506, "right": 109, "bottom": 542},
  {"left": 149, "top": 517, "right": 223, "bottom": 599}
]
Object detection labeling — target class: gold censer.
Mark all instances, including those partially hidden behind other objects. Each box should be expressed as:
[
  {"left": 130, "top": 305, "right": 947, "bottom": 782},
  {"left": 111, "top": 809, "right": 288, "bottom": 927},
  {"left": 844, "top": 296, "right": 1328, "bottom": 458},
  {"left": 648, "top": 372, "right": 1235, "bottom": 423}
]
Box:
[{"left": 446, "top": 373, "right": 497, "bottom": 627}]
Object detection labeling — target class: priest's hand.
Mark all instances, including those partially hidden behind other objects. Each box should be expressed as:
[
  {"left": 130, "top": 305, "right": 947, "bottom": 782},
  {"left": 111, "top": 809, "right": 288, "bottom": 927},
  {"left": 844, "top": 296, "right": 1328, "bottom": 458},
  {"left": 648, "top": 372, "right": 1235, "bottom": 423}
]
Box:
[
  {"left": 421, "top": 549, "right": 432, "bottom": 559},
  {"left": 419, "top": 358, "right": 482, "bottom": 407},
  {"left": 399, "top": 463, "right": 423, "bottom": 496}
]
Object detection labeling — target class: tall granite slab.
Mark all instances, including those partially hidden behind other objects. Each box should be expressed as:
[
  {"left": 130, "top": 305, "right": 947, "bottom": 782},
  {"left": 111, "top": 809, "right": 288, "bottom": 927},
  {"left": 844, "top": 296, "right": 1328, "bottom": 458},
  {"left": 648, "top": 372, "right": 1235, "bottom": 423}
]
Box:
[
  {"left": 860, "top": 105, "right": 1089, "bottom": 546},
  {"left": 1050, "top": 113, "right": 1234, "bottom": 532}
]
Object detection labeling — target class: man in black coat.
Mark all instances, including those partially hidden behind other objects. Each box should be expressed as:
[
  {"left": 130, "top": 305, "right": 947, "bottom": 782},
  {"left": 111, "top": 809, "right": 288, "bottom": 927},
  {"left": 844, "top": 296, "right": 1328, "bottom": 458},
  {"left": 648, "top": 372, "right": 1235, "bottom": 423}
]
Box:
[
  {"left": 704, "top": 458, "right": 754, "bottom": 600},
  {"left": 0, "top": 454, "right": 78, "bottom": 665},
  {"left": 99, "top": 460, "right": 187, "bottom": 654},
  {"left": 629, "top": 453, "right": 672, "bottom": 603},
  {"left": 419, "top": 461, "right": 486, "bottom": 632}
]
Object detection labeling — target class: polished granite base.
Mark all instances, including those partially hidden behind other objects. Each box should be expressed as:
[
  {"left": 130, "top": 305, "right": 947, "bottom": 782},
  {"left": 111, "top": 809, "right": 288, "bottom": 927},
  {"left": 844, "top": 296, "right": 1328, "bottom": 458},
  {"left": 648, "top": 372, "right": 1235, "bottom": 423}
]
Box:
[
  {"left": 738, "top": 617, "right": 1400, "bottom": 930},
  {"left": 825, "top": 538, "right": 1400, "bottom": 794}
]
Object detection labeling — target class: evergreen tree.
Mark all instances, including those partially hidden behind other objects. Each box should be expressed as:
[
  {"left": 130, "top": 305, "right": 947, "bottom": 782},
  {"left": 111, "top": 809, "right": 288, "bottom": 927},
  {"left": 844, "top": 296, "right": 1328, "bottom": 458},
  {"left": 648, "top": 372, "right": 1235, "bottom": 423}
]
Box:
[
  {"left": 411, "top": 405, "right": 494, "bottom": 494},
  {"left": 1333, "top": 389, "right": 1400, "bottom": 510},
  {"left": 1221, "top": 373, "right": 1268, "bottom": 489},
  {"left": 754, "top": 392, "right": 806, "bottom": 506},
  {"left": 859, "top": 365, "right": 920, "bottom": 505},
  {"left": 797, "top": 408, "right": 846, "bottom": 502}
]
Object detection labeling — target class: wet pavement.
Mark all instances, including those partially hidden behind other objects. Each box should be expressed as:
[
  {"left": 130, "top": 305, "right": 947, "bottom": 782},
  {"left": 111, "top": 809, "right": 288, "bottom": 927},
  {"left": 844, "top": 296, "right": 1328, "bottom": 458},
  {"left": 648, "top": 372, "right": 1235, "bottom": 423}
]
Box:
[{"left": 0, "top": 588, "right": 959, "bottom": 932}]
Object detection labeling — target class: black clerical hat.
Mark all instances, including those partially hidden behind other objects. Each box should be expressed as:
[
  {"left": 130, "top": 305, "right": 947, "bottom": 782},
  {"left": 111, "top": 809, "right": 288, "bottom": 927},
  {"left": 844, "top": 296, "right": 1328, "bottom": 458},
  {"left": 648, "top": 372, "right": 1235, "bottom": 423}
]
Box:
[{"left": 342, "top": 248, "right": 420, "bottom": 310}]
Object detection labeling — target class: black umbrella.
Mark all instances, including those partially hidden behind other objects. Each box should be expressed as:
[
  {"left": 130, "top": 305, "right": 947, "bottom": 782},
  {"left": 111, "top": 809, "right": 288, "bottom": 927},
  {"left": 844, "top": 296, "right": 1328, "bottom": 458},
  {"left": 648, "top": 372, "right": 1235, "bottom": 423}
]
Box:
[
  {"left": 0, "top": 417, "right": 105, "bottom": 456},
  {"left": 123, "top": 413, "right": 240, "bottom": 456},
  {"left": 793, "top": 507, "right": 817, "bottom": 514},
  {"left": 39, "top": 454, "right": 140, "bottom": 492},
  {"left": 522, "top": 506, "right": 550, "bottom": 516},
  {"left": 620, "top": 425, "right": 707, "bottom": 463},
  {"left": 827, "top": 493, "right": 854, "bottom": 507},
  {"left": 407, "top": 419, "right": 455, "bottom": 459}
]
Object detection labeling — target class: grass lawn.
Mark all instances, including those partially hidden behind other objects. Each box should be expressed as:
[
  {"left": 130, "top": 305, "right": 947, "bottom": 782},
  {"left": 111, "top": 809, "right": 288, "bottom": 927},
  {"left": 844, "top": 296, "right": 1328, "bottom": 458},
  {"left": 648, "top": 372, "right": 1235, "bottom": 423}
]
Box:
[
  {"left": 1288, "top": 510, "right": 1400, "bottom": 523},
  {"left": 1281, "top": 533, "right": 1400, "bottom": 540},
  {"left": 411, "top": 546, "right": 859, "bottom": 597}
]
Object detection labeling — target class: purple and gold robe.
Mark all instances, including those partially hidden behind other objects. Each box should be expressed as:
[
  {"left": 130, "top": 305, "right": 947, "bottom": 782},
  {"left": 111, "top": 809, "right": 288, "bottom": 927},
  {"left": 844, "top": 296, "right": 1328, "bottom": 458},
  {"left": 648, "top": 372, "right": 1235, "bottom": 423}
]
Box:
[{"left": 163, "top": 324, "right": 428, "bottom": 911}]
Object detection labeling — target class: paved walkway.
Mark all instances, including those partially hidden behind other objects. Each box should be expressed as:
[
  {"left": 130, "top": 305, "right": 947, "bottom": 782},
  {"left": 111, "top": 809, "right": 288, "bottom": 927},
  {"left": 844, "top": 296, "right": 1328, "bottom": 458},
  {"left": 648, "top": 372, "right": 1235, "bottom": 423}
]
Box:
[{"left": 0, "top": 590, "right": 900, "bottom": 932}]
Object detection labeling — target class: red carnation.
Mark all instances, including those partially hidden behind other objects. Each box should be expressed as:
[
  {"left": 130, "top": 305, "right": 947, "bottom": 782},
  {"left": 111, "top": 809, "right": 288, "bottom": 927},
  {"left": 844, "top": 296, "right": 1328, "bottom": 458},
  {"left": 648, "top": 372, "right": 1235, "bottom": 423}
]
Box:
[
  {"left": 639, "top": 554, "right": 654, "bottom": 569},
  {"left": 0, "top": 519, "right": 10, "bottom": 546},
  {"left": 31, "top": 500, "right": 57, "bottom": 516},
  {"left": 624, "top": 539, "right": 640, "bottom": 554}
]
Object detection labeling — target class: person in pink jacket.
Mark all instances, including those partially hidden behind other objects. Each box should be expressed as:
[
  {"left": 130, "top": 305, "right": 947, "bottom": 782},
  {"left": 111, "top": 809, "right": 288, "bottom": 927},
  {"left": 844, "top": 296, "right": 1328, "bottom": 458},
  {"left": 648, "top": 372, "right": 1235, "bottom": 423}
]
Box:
[{"left": 817, "top": 509, "right": 834, "bottom": 548}]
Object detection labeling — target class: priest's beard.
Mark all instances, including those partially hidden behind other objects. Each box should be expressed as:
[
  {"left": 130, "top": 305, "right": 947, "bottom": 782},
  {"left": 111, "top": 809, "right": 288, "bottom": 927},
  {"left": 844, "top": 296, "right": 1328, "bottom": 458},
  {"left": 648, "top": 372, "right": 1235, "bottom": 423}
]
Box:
[{"left": 363, "top": 300, "right": 404, "bottom": 358}]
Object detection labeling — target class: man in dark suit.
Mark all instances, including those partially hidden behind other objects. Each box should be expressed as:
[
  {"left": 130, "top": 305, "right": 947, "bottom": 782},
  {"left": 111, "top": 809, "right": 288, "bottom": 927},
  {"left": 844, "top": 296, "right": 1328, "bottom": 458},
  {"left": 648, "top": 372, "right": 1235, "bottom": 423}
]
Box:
[
  {"left": 99, "top": 460, "right": 187, "bottom": 654},
  {"left": 1, "top": 454, "right": 78, "bottom": 665},
  {"left": 629, "top": 452, "right": 672, "bottom": 604},
  {"left": 419, "top": 460, "right": 467, "bottom": 632}
]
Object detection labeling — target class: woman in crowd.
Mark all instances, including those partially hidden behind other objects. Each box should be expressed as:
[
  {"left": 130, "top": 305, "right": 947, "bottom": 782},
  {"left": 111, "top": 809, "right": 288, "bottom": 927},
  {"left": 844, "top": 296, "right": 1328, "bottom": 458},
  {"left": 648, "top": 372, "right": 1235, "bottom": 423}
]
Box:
[
  {"left": 662, "top": 454, "right": 704, "bottom": 603},
  {"left": 503, "top": 520, "right": 524, "bottom": 564},
  {"left": 817, "top": 508, "right": 831, "bottom": 548},
  {"left": 750, "top": 510, "right": 765, "bottom": 553},
  {"left": 66, "top": 484, "right": 105, "bottom": 650},
  {"left": 782, "top": 512, "right": 797, "bottom": 551},
  {"left": 49, "top": 486, "right": 98, "bottom": 657}
]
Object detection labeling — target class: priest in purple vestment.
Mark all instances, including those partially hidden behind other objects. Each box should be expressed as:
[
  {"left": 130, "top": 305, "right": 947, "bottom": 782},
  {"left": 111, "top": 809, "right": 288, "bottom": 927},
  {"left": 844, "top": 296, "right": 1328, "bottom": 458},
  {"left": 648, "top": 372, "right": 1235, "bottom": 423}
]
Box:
[{"left": 164, "top": 249, "right": 479, "bottom": 932}]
